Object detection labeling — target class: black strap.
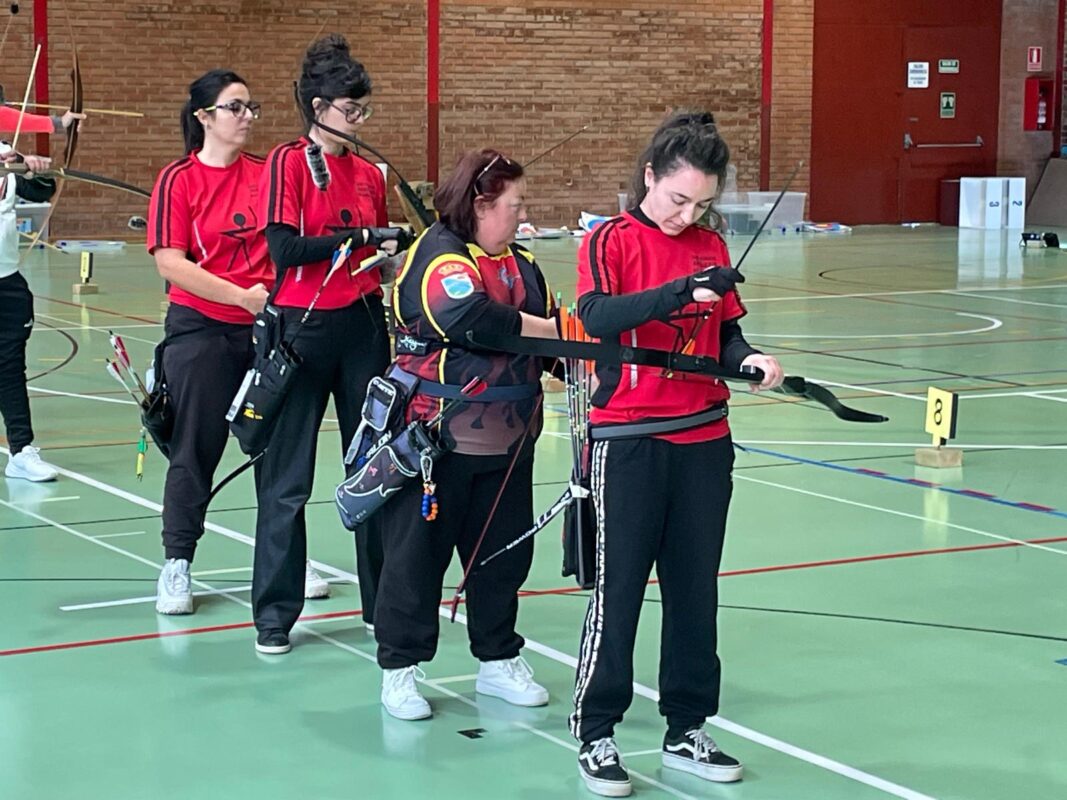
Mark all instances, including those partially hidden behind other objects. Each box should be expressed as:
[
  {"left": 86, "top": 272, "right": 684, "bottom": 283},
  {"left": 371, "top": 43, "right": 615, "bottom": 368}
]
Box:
[
  {"left": 589, "top": 403, "right": 728, "bottom": 441},
  {"left": 416, "top": 378, "right": 539, "bottom": 403}
]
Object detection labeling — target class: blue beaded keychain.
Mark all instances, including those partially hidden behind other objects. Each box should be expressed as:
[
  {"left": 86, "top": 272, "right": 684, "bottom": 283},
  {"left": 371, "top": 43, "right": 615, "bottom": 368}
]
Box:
[{"left": 420, "top": 453, "right": 439, "bottom": 521}]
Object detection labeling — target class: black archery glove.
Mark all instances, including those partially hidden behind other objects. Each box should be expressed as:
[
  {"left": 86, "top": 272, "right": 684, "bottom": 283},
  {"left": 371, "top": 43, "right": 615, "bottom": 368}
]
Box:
[
  {"left": 363, "top": 226, "right": 416, "bottom": 253},
  {"left": 689, "top": 266, "right": 744, "bottom": 298}
]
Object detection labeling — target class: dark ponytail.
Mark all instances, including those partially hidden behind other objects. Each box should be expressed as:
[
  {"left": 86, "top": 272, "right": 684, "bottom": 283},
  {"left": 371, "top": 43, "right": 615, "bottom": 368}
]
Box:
[
  {"left": 627, "top": 110, "right": 730, "bottom": 216},
  {"left": 180, "top": 69, "right": 247, "bottom": 155},
  {"left": 296, "top": 34, "right": 372, "bottom": 131}
]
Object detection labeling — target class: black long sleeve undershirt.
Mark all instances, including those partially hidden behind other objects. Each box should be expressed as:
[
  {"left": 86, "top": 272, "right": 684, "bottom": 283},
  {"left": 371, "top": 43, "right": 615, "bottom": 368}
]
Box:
[
  {"left": 264, "top": 223, "right": 353, "bottom": 272},
  {"left": 576, "top": 282, "right": 688, "bottom": 339}
]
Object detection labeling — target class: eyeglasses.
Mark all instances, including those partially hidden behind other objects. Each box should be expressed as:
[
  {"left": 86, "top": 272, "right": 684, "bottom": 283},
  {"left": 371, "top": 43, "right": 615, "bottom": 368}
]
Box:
[
  {"left": 202, "top": 100, "right": 261, "bottom": 120},
  {"left": 328, "top": 101, "right": 373, "bottom": 123},
  {"left": 473, "top": 152, "right": 514, "bottom": 195}
]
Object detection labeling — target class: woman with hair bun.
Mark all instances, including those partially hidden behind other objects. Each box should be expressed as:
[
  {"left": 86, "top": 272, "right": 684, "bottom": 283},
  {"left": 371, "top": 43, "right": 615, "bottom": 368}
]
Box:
[
  {"left": 251, "top": 35, "right": 410, "bottom": 655},
  {"left": 569, "top": 110, "right": 784, "bottom": 796}
]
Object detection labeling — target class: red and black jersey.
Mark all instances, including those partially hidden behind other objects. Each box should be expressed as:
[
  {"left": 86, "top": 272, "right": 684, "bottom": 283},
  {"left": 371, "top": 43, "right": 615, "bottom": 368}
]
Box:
[
  {"left": 147, "top": 151, "right": 274, "bottom": 324},
  {"left": 261, "top": 137, "right": 386, "bottom": 309},
  {"left": 575, "top": 208, "right": 746, "bottom": 444},
  {"left": 393, "top": 222, "right": 555, "bottom": 456}
]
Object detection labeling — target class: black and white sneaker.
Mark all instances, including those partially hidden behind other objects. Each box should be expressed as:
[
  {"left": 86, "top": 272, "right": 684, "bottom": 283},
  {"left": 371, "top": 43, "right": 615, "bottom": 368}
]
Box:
[
  {"left": 255, "top": 630, "right": 291, "bottom": 655},
  {"left": 662, "top": 727, "right": 743, "bottom": 783},
  {"left": 578, "top": 737, "right": 632, "bottom": 797}
]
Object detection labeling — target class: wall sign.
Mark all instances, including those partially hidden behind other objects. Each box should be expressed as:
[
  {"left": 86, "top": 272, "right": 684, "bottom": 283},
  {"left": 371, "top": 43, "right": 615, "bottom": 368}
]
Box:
[
  {"left": 938, "top": 59, "right": 960, "bottom": 74},
  {"left": 908, "top": 61, "right": 930, "bottom": 88},
  {"left": 1027, "top": 46, "right": 1042, "bottom": 72},
  {"left": 940, "top": 92, "right": 956, "bottom": 119}
]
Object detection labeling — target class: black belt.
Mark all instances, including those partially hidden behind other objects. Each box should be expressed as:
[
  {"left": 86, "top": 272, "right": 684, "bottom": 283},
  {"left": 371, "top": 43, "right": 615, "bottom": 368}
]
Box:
[
  {"left": 416, "top": 378, "right": 540, "bottom": 403},
  {"left": 589, "top": 403, "right": 728, "bottom": 441}
]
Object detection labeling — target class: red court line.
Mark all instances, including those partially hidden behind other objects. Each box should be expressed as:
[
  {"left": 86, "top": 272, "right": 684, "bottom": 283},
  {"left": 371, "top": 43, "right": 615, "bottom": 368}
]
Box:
[
  {"left": 0, "top": 609, "right": 362, "bottom": 658},
  {"left": 6, "top": 534, "right": 1066, "bottom": 658}
]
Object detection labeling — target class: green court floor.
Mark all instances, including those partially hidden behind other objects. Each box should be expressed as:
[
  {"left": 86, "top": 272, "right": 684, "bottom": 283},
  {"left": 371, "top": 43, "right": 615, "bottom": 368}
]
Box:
[{"left": 2, "top": 225, "right": 1066, "bottom": 800}]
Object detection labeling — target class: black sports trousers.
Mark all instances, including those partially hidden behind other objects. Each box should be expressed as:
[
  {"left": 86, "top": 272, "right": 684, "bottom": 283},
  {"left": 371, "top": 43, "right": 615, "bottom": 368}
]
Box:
[
  {"left": 0, "top": 272, "right": 35, "bottom": 455},
  {"left": 570, "top": 434, "right": 735, "bottom": 743}
]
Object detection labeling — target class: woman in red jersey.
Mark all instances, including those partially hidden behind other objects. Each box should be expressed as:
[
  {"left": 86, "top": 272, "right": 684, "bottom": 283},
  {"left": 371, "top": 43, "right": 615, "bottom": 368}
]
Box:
[
  {"left": 569, "top": 111, "right": 784, "bottom": 797},
  {"left": 148, "top": 70, "right": 293, "bottom": 616},
  {"left": 251, "top": 36, "right": 407, "bottom": 655}
]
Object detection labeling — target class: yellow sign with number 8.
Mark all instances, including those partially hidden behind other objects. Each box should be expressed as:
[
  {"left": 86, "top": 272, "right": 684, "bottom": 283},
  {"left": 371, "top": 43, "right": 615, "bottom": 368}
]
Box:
[{"left": 925, "top": 387, "right": 958, "bottom": 446}]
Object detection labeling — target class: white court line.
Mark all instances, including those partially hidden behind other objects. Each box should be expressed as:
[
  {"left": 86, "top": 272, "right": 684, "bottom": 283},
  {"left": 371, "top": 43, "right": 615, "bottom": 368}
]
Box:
[
  {"left": 962, "top": 388, "right": 1067, "bottom": 400},
  {"left": 3, "top": 492, "right": 698, "bottom": 800},
  {"left": 92, "top": 530, "right": 147, "bottom": 539},
  {"left": 192, "top": 567, "right": 252, "bottom": 577},
  {"left": 800, "top": 378, "right": 925, "bottom": 402},
  {"left": 28, "top": 386, "right": 137, "bottom": 406},
  {"left": 35, "top": 312, "right": 159, "bottom": 345},
  {"left": 0, "top": 499, "right": 250, "bottom": 614},
  {"left": 623, "top": 748, "right": 666, "bottom": 758},
  {"left": 62, "top": 576, "right": 347, "bottom": 611},
  {"left": 40, "top": 323, "right": 163, "bottom": 332},
  {"left": 61, "top": 586, "right": 253, "bottom": 612},
  {"left": 946, "top": 291, "right": 1067, "bottom": 310},
  {"left": 5, "top": 448, "right": 938, "bottom": 800},
  {"left": 4, "top": 495, "right": 80, "bottom": 505},
  {"left": 735, "top": 440, "right": 1067, "bottom": 450},
  {"left": 735, "top": 475, "right": 1067, "bottom": 557},
  {"left": 307, "top": 628, "right": 702, "bottom": 800},
  {"left": 745, "top": 283, "right": 1067, "bottom": 304},
  {"left": 746, "top": 313, "right": 1002, "bottom": 340}
]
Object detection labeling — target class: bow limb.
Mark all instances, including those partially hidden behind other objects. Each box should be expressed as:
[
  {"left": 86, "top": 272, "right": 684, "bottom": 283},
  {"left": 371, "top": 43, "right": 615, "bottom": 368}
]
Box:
[
  {"left": 772, "top": 376, "right": 889, "bottom": 423},
  {"left": 21, "top": 22, "right": 81, "bottom": 260},
  {"left": 309, "top": 119, "right": 437, "bottom": 233}
]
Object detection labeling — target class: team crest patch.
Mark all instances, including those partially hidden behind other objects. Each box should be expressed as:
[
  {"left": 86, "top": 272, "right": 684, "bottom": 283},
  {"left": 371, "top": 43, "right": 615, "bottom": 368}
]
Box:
[{"left": 441, "top": 273, "right": 475, "bottom": 299}]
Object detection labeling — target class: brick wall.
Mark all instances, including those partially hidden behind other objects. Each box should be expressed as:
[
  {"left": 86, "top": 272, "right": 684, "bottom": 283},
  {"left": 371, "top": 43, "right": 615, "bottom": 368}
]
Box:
[
  {"left": 769, "top": 0, "right": 812, "bottom": 194},
  {"left": 11, "top": 0, "right": 781, "bottom": 236},
  {"left": 998, "top": 0, "right": 1060, "bottom": 198}
]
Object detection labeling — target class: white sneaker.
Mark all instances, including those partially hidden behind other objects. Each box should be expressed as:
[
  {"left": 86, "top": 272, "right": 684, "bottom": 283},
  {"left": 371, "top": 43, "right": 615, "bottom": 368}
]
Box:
[
  {"left": 476, "top": 655, "right": 549, "bottom": 706},
  {"left": 381, "top": 666, "right": 432, "bottom": 720},
  {"left": 5, "top": 446, "right": 58, "bottom": 482},
  {"left": 156, "top": 558, "right": 193, "bottom": 615},
  {"left": 304, "top": 561, "right": 330, "bottom": 599}
]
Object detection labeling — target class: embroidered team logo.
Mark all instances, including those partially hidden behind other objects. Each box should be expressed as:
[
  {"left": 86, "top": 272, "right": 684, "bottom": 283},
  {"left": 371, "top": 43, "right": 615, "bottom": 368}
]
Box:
[{"left": 441, "top": 273, "right": 475, "bottom": 299}]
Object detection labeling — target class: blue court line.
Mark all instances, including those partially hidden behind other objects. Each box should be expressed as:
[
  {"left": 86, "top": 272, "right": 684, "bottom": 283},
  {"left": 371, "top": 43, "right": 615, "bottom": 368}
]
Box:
[
  {"left": 1056, "top": 658, "right": 1067, "bottom": 667},
  {"left": 741, "top": 446, "right": 1067, "bottom": 522}
]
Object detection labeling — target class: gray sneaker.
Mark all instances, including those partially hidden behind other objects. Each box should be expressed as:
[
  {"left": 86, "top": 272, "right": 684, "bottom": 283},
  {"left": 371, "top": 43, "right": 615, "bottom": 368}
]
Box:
[{"left": 156, "top": 558, "right": 193, "bottom": 615}]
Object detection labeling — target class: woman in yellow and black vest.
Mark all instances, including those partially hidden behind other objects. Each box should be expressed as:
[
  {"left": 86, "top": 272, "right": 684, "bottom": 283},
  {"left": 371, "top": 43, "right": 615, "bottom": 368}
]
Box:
[{"left": 374, "top": 149, "right": 558, "bottom": 721}]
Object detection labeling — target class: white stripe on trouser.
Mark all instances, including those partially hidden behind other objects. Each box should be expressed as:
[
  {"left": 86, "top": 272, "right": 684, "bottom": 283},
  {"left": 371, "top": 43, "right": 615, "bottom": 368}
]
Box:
[{"left": 570, "top": 439, "right": 609, "bottom": 739}]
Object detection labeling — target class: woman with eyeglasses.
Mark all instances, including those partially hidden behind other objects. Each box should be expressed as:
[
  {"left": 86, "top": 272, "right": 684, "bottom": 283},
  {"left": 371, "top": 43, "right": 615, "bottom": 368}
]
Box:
[
  {"left": 149, "top": 69, "right": 308, "bottom": 616},
  {"left": 250, "top": 34, "right": 408, "bottom": 655},
  {"left": 373, "top": 149, "right": 559, "bottom": 720},
  {"left": 568, "top": 111, "right": 783, "bottom": 797}
]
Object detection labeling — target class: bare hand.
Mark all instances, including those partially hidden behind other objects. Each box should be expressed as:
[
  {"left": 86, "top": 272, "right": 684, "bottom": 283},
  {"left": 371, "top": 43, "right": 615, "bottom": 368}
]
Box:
[
  {"left": 60, "top": 111, "right": 87, "bottom": 130},
  {"left": 692, "top": 287, "right": 720, "bottom": 303},
  {"left": 741, "top": 353, "right": 784, "bottom": 392},
  {"left": 22, "top": 154, "right": 52, "bottom": 175},
  {"left": 239, "top": 283, "right": 269, "bottom": 315}
]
